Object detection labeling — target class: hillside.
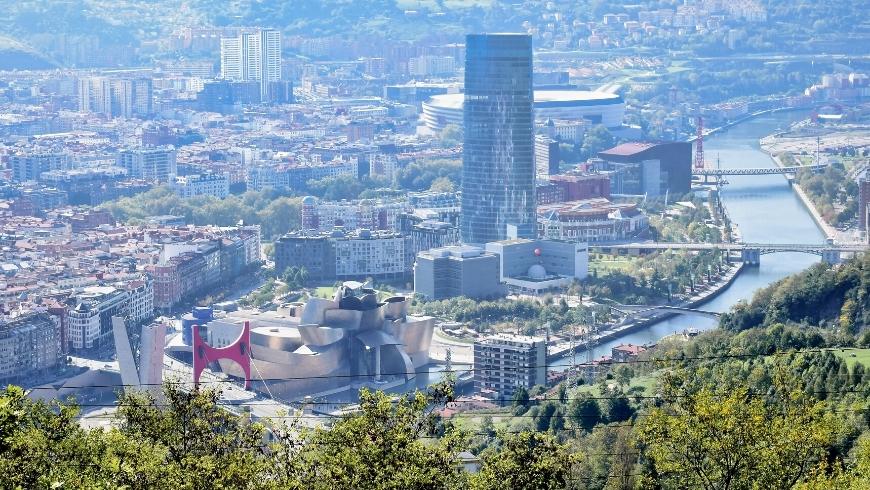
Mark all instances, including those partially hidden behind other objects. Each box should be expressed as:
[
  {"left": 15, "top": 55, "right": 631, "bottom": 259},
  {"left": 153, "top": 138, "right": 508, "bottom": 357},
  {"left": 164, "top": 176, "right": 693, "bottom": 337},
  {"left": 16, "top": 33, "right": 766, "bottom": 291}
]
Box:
[{"left": 720, "top": 252, "right": 870, "bottom": 333}]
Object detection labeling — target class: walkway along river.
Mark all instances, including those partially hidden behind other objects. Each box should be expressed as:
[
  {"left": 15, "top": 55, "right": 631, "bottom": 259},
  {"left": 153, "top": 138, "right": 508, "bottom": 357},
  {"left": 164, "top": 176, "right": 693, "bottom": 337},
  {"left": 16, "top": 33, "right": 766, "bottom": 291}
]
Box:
[{"left": 551, "top": 109, "right": 823, "bottom": 368}]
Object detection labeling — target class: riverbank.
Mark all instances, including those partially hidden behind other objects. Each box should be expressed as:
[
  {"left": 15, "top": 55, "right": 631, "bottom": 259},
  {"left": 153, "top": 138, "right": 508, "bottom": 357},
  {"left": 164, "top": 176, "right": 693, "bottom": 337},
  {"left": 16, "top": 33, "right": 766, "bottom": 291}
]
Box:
[
  {"left": 547, "top": 259, "right": 745, "bottom": 360},
  {"left": 687, "top": 106, "right": 810, "bottom": 143},
  {"left": 764, "top": 151, "right": 839, "bottom": 242}
]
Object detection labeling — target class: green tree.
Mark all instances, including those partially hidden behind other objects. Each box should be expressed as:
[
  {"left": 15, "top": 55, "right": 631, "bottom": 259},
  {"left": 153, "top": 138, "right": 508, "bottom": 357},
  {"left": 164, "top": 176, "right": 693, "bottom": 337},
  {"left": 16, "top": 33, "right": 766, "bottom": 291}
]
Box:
[
  {"left": 568, "top": 394, "right": 602, "bottom": 432},
  {"left": 637, "top": 385, "right": 839, "bottom": 489},
  {"left": 290, "top": 388, "right": 466, "bottom": 490},
  {"left": 471, "top": 432, "right": 572, "bottom": 490},
  {"left": 115, "top": 384, "right": 270, "bottom": 489}
]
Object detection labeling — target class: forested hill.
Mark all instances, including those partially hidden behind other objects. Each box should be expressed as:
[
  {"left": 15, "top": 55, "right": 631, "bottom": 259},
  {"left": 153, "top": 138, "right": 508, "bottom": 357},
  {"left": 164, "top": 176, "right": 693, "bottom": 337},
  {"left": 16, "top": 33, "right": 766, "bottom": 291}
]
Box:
[
  {"left": 1, "top": 0, "right": 865, "bottom": 48},
  {"left": 721, "top": 252, "right": 870, "bottom": 334}
]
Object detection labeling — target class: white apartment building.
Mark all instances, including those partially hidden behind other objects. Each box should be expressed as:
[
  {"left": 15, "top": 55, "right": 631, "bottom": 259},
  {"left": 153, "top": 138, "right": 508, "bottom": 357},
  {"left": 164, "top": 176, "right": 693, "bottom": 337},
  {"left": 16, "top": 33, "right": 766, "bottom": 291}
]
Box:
[
  {"left": 473, "top": 333, "right": 547, "bottom": 402},
  {"left": 408, "top": 55, "right": 456, "bottom": 76},
  {"left": 9, "top": 152, "right": 71, "bottom": 182},
  {"left": 333, "top": 230, "right": 407, "bottom": 279},
  {"left": 220, "top": 28, "right": 282, "bottom": 98},
  {"left": 68, "top": 286, "right": 130, "bottom": 351},
  {"left": 122, "top": 276, "right": 154, "bottom": 326},
  {"left": 78, "top": 77, "right": 152, "bottom": 118},
  {"left": 117, "top": 146, "right": 177, "bottom": 183},
  {"left": 174, "top": 173, "right": 230, "bottom": 199}
]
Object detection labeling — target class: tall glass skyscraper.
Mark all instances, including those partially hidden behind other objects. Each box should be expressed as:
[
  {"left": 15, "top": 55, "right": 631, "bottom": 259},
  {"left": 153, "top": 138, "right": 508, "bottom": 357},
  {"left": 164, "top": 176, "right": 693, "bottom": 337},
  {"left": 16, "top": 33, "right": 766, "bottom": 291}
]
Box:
[{"left": 461, "top": 34, "right": 536, "bottom": 244}]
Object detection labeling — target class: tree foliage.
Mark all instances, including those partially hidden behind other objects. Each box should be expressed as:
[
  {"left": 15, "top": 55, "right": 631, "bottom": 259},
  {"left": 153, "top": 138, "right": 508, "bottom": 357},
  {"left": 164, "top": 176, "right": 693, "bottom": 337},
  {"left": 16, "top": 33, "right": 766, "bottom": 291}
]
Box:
[{"left": 637, "top": 381, "right": 839, "bottom": 489}]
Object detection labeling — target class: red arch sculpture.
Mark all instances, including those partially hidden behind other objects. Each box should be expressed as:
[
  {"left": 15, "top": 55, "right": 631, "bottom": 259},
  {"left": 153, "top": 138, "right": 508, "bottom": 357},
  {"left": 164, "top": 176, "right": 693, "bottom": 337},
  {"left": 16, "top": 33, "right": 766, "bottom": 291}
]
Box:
[{"left": 193, "top": 321, "right": 252, "bottom": 390}]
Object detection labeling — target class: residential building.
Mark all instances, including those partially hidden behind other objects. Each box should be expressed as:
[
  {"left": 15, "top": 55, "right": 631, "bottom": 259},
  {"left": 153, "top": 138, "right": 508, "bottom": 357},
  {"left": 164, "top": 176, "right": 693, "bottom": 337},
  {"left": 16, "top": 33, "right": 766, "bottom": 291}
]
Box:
[
  {"left": 400, "top": 218, "right": 461, "bottom": 257},
  {"left": 174, "top": 173, "right": 230, "bottom": 199},
  {"left": 149, "top": 227, "right": 260, "bottom": 310},
  {"left": 473, "top": 333, "right": 547, "bottom": 403},
  {"left": 9, "top": 152, "right": 71, "bottom": 182},
  {"left": 78, "top": 77, "right": 153, "bottom": 118},
  {"left": 0, "top": 313, "right": 62, "bottom": 384},
  {"left": 408, "top": 55, "right": 456, "bottom": 76},
  {"left": 121, "top": 276, "right": 155, "bottom": 326},
  {"left": 535, "top": 135, "right": 560, "bottom": 177},
  {"left": 414, "top": 245, "right": 504, "bottom": 300},
  {"left": 220, "top": 28, "right": 282, "bottom": 99},
  {"left": 68, "top": 286, "right": 130, "bottom": 351},
  {"left": 300, "top": 196, "right": 408, "bottom": 232},
  {"left": 461, "top": 34, "right": 536, "bottom": 243},
  {"left": 612, "top": 343, "right": 647, "bottom": 363},
  {"left": 275, "top": 229, "right": 409, "bottom": 282},
  {"left": 117, "top": 146, "right": 177, "bottom": 183}
]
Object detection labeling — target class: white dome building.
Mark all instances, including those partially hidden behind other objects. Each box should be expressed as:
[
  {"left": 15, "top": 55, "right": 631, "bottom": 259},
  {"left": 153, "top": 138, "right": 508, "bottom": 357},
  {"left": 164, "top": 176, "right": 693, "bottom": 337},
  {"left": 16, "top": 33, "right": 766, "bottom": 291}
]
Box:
[{"left": 421, "top": 90, "right": 624, "bottom": 132}]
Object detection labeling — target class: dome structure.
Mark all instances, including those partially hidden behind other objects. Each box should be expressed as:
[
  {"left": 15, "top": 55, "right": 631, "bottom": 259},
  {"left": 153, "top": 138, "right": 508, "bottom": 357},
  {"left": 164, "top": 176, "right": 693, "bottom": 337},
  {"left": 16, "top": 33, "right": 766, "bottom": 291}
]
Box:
[{"left": 527, "top": 264, "right": 548, "bottom": 280}]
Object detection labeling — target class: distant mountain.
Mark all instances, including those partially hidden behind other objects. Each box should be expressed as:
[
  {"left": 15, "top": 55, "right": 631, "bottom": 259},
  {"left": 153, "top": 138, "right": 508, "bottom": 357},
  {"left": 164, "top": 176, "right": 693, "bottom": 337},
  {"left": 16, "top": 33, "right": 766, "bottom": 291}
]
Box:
[{"left": 0, "top": 36, "right": 56, "bottom": 70}]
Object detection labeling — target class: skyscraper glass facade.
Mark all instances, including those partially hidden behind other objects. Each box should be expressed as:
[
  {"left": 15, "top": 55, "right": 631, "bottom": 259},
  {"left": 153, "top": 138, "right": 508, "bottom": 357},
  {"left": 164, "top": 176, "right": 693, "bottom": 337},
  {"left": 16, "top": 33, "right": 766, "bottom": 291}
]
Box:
[{"left": 461, "top": 34, "right": 536, "bottom": 244}]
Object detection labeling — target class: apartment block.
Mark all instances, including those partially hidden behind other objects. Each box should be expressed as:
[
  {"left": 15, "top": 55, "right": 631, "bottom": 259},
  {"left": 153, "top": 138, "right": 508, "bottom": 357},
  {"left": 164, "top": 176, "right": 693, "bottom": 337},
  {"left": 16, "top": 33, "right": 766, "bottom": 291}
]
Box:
[{"left": 473, "top": 333, "right": 547, "bottom": 402}]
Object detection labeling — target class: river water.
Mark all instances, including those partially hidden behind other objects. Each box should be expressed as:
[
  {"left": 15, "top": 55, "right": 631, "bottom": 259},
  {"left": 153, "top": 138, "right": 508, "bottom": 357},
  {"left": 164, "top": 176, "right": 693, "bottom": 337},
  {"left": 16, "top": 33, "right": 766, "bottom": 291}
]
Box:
[
  {"left": 552, "top": 109, "right": 824, "bottom": 367},
  {"left": 326, "top": 110, "right": 825, "bottom": 400}
]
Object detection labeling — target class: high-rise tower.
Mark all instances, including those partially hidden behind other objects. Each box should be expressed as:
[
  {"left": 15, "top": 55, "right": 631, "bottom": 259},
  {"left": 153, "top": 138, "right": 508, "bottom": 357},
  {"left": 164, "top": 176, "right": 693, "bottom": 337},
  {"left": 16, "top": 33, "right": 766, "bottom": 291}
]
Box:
[
  {"left": 461, "top": 34, "right": 536, "bottom": 244},
  {"left": 220, "top": 28, "right": 282, "bottom": 99}
]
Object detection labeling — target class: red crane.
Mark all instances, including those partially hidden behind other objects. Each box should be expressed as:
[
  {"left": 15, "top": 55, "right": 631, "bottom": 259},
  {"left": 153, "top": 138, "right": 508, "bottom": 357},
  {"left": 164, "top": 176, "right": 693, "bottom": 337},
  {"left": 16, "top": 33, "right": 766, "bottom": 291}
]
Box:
[{"left": 694, "top": 115, "right": 706, "bottom": 171}]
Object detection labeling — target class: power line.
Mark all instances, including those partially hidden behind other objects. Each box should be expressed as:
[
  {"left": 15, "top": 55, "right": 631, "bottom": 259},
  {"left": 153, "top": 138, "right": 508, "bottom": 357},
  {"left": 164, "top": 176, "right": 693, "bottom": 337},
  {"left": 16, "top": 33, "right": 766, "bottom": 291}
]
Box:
[{"left": 26, "top": 345, "right": 862, "bottom": 392}]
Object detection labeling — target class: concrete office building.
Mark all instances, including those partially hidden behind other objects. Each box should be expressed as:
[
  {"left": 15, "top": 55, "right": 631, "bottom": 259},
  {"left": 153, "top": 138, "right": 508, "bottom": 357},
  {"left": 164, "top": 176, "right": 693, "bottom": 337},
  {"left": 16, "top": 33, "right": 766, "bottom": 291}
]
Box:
[
  {"left": 474, "top": 333, "right": 547, "bottom": 402},
  {"left": 220, "top": 28, "right": 282, "bottom": 99},
  {"left": 597, "top": 141, "right": 692, "bottom": 197},
  {"left": 117, "top": 146, "right": 177, "bottom": 183},
  {"left": 414, "top": 245, "right": 504, "bottom": 300},
  {"left": 461, "top": 33, "right": 537, "bottom": 243},
  {"left": 485, "top": 238, "right": 588, "bottom": 294}
]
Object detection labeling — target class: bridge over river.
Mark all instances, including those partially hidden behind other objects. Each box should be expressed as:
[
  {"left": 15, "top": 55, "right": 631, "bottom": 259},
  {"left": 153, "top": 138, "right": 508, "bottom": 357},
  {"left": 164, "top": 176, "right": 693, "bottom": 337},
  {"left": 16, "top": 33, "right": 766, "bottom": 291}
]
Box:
[
  {"left": 693, "top": 163, "right": 827, "bottom": 177},
  {"left": 591, "top": 242, "right": 867, "bottom": 265}
]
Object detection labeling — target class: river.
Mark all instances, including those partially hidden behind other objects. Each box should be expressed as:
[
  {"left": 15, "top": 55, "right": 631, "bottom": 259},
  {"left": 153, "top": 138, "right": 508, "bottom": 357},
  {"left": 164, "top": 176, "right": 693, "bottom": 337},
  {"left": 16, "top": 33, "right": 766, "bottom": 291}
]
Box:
[
  {"left": 552, "top": 109, "right": 824, "bottom": 367},
  {"left": 325, "top": 110, "right": 825, "bottom": 400}
]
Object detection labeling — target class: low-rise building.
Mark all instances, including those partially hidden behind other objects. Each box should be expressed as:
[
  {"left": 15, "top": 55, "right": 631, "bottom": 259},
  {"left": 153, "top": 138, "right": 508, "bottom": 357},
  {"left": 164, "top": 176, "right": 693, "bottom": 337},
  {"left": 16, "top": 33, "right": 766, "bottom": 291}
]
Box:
[
  {"left": 538, "top": 198, "right": 648, "bottom": 243},
  {"left": 612, "top": 343, "right": 647, "bottom": 363}
]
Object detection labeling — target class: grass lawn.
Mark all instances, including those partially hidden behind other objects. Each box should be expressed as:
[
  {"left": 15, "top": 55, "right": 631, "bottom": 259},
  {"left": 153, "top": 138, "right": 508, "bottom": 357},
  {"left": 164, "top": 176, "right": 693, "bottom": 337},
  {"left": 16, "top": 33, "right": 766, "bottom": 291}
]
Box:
[
  {"left": 832, "top": 348, "right": 870, "bottom": 369},
  {"left": 589, "top": 255, "right": 638, "bottom": 274},
  {"left": 572, "top": 371, "right": 660, "bottom": 397},
  {"left": 314, "top": 286, "right": 336, "bottom": 299}
]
